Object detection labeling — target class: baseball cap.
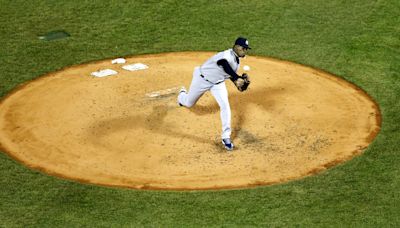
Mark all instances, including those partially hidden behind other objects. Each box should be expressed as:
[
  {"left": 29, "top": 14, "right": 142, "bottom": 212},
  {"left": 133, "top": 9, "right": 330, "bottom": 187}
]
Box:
[{"left": 235, "top": 37, "right": 251, "bottom": 49}]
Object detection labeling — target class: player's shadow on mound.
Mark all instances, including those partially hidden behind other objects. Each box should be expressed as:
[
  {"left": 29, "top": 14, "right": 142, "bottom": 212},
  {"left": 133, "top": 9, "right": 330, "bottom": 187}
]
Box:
[
  {"left": 190, "top": 103, "right": 219, "bottom": 115},
  {"left": 87, "top": 87, "right": 288, "bottom": 149},
  {"left": 87, "top": 105, "right": 211, "bottom": 147}
]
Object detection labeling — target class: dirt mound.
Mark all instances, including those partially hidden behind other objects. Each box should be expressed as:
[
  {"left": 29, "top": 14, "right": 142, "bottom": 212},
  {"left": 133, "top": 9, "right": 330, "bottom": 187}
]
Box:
[{"left": 0, "top": 52, "right": 381, "bottom": 190}]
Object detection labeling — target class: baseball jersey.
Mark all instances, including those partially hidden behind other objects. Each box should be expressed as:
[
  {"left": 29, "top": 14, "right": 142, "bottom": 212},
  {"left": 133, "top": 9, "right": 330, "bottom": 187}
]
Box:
[{"left": 200, "top": 49, "right": 240, "bottom": 84}]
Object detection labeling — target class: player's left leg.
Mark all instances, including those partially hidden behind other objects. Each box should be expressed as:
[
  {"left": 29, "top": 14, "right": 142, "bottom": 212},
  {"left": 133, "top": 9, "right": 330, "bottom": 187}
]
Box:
[
  {"left": 178, "top": 67, "right": 212, "bottom": 108},
  {"left": 210, "top": 82, "right": 231, "bottom": 140}
]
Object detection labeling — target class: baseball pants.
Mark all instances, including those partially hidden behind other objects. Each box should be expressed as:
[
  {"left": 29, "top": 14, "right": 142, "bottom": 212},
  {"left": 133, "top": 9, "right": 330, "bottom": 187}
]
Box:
[{"left": 178, "top": 67, "right": 231, "bottom": 139}]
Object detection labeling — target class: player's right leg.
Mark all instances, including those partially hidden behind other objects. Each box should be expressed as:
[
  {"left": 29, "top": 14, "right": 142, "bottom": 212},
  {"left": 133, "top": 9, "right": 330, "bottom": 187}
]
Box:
[
  {"left": 178, "top": 67, "right": 212, "bottom": 108},
  {"left": 210, "top": 82, "right": 231, "bottom": 140},
  {"left": 210, "top": 82, "right": 233, "bottom": 150}
]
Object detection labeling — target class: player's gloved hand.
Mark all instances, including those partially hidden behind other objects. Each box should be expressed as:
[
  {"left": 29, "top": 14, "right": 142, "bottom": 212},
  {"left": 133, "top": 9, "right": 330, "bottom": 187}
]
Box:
[{"left": 235, "top": 73, "right": 251, "bottom": 92}]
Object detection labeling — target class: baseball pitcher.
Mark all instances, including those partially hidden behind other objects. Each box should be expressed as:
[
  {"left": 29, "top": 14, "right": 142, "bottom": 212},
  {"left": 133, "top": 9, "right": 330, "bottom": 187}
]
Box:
[{"left": 177, "top": 37, "right": 251, "bottom": 151}]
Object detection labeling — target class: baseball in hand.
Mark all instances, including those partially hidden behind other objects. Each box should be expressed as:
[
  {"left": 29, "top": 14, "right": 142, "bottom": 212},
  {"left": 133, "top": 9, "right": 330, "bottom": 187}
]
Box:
[
  {"left": 243, "top": 65, "right": 250, "bottom": 71},
  {"left": 235, "top": 78, "right": 245, "bottom": 87}
]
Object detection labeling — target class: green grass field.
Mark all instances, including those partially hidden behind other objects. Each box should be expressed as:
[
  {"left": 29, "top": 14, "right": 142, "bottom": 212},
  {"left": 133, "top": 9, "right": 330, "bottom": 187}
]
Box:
[{"left": 1, "top": 0, "right": 399, "bottom": 226}]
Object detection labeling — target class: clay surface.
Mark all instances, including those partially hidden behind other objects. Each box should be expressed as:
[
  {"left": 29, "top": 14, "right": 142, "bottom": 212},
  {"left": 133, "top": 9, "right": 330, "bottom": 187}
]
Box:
[{"left": 0, "top": 52, "right": 381, "bottom": 190}]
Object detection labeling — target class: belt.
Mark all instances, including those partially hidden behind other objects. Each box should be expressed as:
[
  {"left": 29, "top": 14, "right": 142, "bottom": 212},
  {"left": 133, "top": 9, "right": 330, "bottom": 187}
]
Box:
[{"left": 200, "top": 74, "right": 224, "bottom": 85}]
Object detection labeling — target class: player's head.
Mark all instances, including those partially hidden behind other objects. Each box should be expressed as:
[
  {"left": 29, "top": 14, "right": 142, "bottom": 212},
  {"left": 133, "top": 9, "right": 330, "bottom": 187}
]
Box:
[{"left": 233, "top": 37, "right": 251, "bottom": 57}]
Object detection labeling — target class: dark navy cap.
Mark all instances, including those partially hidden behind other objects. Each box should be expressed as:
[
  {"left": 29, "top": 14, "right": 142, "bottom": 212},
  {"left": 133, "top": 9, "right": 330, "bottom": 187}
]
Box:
[{"left": 235, "top": 37, "right": 251, "bottom": 49}]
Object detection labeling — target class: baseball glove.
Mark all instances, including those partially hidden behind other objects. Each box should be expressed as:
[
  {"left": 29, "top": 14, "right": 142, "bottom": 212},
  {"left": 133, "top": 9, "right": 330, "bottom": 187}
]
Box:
[{"left": 234, "top": 73, "right": 251, "bottom": 92}]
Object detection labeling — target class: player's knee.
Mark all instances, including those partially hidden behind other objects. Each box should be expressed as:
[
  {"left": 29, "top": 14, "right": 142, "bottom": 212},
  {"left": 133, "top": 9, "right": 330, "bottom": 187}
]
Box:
[{"left": 185, "top": 99, "right": 198, "bottom": 108}]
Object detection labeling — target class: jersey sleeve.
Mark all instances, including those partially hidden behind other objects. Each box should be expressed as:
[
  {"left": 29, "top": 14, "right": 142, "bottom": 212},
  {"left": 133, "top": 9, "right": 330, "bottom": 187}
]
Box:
[{"left": 216, "top": 59, "right": 240, "bottom": 81}]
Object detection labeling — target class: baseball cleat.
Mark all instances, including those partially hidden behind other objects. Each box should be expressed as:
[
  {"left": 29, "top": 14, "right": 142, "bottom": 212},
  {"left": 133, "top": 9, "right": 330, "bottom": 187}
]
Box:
[
  {"left": 222, "top": 138, "right": 234, "bottom": 151},
  {"left": 177, "top": 98, "right": 183, "bottom": 107},
  {"left": 179, "top": 87, "right": 187, "bottom": 94},
  {"left": 177, "top": 87, "right": 186, "bottom": 107}
]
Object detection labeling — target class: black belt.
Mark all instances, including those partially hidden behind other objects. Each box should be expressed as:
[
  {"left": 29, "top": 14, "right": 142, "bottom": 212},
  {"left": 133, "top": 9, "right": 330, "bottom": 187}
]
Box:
[{"left": 200, "top": 74, "right": 224, "bottom": 85}]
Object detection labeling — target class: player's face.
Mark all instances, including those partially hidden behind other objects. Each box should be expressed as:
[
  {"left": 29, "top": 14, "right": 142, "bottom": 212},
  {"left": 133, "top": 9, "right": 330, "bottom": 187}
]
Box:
[{"left": 236, "top": 45, "right": 249, "bottom": 57}]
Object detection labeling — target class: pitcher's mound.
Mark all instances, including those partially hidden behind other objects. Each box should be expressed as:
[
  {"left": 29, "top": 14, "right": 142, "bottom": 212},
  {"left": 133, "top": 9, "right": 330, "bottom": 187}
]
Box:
[{"left": 0, "top": 52, "right": 380, "bottom": 190}]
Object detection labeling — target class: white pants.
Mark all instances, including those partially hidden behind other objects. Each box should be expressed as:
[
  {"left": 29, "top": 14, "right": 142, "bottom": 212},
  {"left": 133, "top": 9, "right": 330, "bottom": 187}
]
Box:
[{"left": 178, "top": 67, "right": 231, "bottom": 139}]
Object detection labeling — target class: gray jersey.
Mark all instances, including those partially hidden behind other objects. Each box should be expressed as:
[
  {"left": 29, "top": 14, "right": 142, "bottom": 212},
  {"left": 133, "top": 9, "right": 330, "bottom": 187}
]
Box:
[{"left": 199, "top": 49, "right": 240, "bottom": 84}]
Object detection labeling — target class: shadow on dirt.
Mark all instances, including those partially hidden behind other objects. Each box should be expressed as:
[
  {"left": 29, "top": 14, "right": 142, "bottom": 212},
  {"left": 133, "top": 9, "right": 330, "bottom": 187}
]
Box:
[{"left": 87, "top": 86, "right": 292, "bottom": 150}]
